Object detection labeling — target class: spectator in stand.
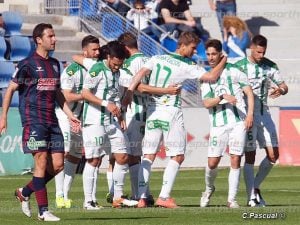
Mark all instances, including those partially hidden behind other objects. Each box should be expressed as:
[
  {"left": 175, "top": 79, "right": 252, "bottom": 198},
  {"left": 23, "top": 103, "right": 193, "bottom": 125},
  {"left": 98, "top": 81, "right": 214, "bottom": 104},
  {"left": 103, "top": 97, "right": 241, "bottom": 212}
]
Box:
[
  {"left": 126, "top": 0, "right": 157, "bottom": 31},
  {"left": 104, "top": 0, "right": 131, "bottom": 17},
  {"left": 222, "top": 16, "right": 251, "bottom": 62},
  {"left": 0, "top": 13, "right": 5, "bottom": 36},
  {"left": 154, "top": 0, "right": 205, "bottom": 41},
  {"left": 208, "top": 0, "right": 236, "bottom": 38}
]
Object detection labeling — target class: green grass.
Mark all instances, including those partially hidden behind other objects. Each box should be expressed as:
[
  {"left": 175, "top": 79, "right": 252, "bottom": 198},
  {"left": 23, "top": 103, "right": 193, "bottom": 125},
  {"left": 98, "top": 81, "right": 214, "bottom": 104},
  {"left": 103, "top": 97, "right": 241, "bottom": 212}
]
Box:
[{"left": 0, "top": 166, "right": 299, "bottom": 225}]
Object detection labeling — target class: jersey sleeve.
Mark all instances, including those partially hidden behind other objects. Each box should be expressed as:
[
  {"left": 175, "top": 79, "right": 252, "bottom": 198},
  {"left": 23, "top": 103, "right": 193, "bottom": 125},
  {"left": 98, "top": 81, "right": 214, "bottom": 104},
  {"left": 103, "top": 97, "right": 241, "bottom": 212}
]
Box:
[
  {"left": 83, "top": 64, "right": 103, "bottom": 89},
  {"left": 60, "top": 66, "right": 74, "bottom": 90},
  {"left": 186, "top": 63, "right": 207, "bottom": 80},
  {"left": 270, "top": 66, "right": 284, "bottom": 85},
  {"left": 119, "top": 69, "right": 132, "bottom": 88},
  {"left": 83, "top": 58, "right": 97, "bottom": 71},
  {"left": 11, "top": 62, "right": 27, "bottom": 86},
  {"left": 236, "top": 69, "right": 250, "bottom": 88},
  {"left": 200, "top": 82, "right": 214, "bottom": 99},
  {"left": 142, "top": 56, "right": 155, "bottom": 71}
]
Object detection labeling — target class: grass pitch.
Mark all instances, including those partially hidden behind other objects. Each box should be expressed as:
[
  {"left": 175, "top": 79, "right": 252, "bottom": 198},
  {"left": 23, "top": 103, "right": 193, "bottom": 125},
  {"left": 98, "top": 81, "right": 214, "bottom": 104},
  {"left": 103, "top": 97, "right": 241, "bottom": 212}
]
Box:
[{"left": 0, "top": 166, "right": 299, "bottom": 225}]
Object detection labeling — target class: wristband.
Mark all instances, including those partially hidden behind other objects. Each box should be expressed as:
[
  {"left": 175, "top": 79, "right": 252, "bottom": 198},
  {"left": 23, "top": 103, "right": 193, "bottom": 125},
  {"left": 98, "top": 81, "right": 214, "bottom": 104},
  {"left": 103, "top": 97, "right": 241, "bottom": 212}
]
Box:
[
  {"left": 101, "top": 100, "right": 108, "bottom": 107},
  {"left": 279, "top": 87, "right": 286, "bottom": 95}
]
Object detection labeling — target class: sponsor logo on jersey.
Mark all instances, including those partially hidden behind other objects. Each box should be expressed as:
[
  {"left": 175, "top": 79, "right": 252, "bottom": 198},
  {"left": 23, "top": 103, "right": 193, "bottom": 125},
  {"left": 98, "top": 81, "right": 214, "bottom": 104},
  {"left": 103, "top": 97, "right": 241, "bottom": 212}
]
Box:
[
  {"left": 36, "top": 67, "right": 44, "bottom": 72},
  {"left": 37, "top": 78, "right": 58, "bottom": 90}
]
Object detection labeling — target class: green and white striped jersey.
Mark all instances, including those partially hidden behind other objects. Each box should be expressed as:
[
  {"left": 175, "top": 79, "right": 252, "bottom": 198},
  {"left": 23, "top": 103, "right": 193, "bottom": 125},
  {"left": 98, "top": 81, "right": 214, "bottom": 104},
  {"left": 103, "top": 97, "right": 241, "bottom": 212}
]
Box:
[
  {"left": 201, "top": 63, "right": 250, "bottom": 127},
  {"left": 82, "top": 60, "right": 121, "bottom": 126},
  {"left": 122, "top": 52, "right": 149, "bottom": 121},
  {"left": 56, "top": 62, "right": 86, "bottom": 120},
  {"left": 235, "top": 57, "right": 284, "bottom": 114},
  {"left": 144, "top": 53, "right": 206, "bottom": 108}
]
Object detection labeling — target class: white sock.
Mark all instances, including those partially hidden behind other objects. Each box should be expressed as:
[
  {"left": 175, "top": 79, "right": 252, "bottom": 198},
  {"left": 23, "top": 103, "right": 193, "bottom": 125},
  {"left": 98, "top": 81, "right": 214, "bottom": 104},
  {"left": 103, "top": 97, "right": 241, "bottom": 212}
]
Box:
[
  {"left": 254, "top": 157, "right": 274, "bottom": 189},
  {"left": 138, "top": 158, "right": 152, "bottom": 199},
  {"left": 113, "top": 162, "right": 129, "bottom": 199},
  {"left": 106, "top": 171, "right": 114, "bottom": 194},
  {"left": 159, "top": 159, "right": 180, "bottom": 199},
  {"left": 55, "top": 169, "right": 64, "bottom": 198},
  {"left": 228, "top": 167, "right": 240, "bottom": 202},
  {"left": 92, "top": 167, "right": 99, "bottom": 202},
  {"left": 63, "top": 160, "right": 78, "bottom": 200},
  {"left": 205, "top": 166, "right": 217, "bottom": 192},
  {"left": 82, "top": 162, "right": 96, "bottom": 203},
  {"left": 129, "top": 163, "right": 140, "bottom": 200},
  {"left": 244, "top": 163, "right": 255, "bottom": 200}
]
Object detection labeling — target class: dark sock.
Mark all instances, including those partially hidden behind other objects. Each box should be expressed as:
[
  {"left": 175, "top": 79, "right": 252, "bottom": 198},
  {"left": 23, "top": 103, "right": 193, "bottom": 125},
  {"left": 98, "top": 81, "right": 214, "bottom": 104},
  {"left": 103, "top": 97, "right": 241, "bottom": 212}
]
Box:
[
  {"left": 33, "top": 176, "right": 48, "bottom": 215},
  {"left": 22, "top": 180, "right": 34, "bottom": 197}
]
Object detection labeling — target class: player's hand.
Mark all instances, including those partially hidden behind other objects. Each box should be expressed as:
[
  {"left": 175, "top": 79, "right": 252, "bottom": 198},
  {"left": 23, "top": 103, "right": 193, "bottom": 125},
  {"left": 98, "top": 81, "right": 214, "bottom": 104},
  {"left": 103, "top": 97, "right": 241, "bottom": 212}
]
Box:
[
  {"left": 244, "top": 114, "right": 253, "bottom": 130},
  {"left": 269, "top": 87, "right": 282, "bottom": 99},
  {"left": 107, "top": 103, "right": 121, "bottom": 118},
  {"left": 223, "top": 94, "right": 237, "bottom": 105},
  {"left": 167, "top": 84, "right": 182, "bottom": 95},
  {"left": 69, "top": 116, "right": 81, "bottom": 133},
  {"left": 122, "top": 90, "right": 133, "bottom": 109},
  {"left": 0, "top": 116, "right": 7, "bottom": 136}
]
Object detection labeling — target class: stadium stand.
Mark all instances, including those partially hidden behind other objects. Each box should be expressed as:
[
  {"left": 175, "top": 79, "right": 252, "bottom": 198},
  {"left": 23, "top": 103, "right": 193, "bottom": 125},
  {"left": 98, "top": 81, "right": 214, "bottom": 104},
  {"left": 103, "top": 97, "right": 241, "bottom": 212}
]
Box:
[
  {"left": 9, "top": 35, "right": 32, "bottom": 61},
  {"left": 0, "top": 60, "right": 14, "bottom": 89},
  {"left": 2, "top": 11, "right": 23, "bottom": 35},
  {"left": 0, "top": 36, "right": 7, "bottom": 60}
]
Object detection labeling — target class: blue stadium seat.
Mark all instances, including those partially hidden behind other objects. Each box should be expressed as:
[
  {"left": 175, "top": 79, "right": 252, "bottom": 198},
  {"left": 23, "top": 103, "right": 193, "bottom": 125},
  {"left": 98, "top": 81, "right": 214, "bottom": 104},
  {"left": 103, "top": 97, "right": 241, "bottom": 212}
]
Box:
[
  {"left": 139, "top": 35, "right": 164, "bottom": 57},
  {"left": 69, "top": 0, "right": 79, "bottom": 16},
  {"left": 2, "top": 11, "right": 23, "bottom": 36},
  {"left": 101, "top": 13, "right": 126, "bottom": 40},
  {"left": 161, "top": 37, "right": 177, "bottom": 52},
  {"left": 0, "top": 61, "right": 15, "bottom": 89},
  {"left": 196, "top": 41, "right": 207, "bottom": 61},
  {"left": 0, "top": 36, "right": 7, "bottom": 60},
  {"left": 9, "top": 35, "right": 32, "bottom": 61}
]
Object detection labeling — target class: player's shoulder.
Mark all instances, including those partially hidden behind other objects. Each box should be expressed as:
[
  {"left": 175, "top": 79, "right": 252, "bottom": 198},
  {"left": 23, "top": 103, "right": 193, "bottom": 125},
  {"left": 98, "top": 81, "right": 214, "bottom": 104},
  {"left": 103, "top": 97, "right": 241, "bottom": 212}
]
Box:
[
  {"left": 169, "top": 53, "right": 196, "bottom": 65},
  {"left": 260, "top": 57, "right": 278, "bottom": 69},
  {"left": 65, "top": 62, "right": 85, "bottom": 76},
  {"left": 88, "top": 61, "right": 109, "bottom": 77}
]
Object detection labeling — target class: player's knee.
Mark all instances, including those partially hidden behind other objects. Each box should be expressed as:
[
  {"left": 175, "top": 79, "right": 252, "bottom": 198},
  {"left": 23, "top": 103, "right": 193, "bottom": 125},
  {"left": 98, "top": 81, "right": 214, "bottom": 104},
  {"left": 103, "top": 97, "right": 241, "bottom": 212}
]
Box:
[{"left": 115, "top": 154, "right": 129, "bottom": 165}]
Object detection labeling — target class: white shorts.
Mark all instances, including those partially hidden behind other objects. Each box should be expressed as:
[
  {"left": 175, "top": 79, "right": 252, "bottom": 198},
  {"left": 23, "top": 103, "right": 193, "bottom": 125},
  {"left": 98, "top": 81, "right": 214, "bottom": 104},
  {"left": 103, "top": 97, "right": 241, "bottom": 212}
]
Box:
[
  {"left": 245, "top": 111, "right": 278, "bottom": 152},
  {"left": 57, "top": 114, "right": 82, "bottom": 159},
  {"left": 82, "top": 121, "right": 129, "bottom": 159},
  {"left": 143, "top": 107, "right": 186, "bottom": 157},
  {"left": 208, "top": 121, "right": 246, "bottom": 157},
  {"left": 125, "top": 114, "right": 145, "bottom": 157}
]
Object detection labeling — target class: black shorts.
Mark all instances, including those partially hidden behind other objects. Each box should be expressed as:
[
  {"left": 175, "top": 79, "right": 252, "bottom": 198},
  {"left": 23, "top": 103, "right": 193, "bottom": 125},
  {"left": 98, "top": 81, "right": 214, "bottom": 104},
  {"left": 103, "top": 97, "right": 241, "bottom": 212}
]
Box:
[{"left": 22, "top": 123, "right": 64, "bottom": 154}]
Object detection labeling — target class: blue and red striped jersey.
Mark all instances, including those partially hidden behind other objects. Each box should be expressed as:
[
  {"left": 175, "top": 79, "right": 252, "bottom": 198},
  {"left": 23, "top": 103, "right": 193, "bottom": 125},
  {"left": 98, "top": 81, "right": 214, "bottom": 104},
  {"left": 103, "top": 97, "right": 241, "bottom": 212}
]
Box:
[{"left": 12, "top": 52, "right": 61, "bottom": 126}]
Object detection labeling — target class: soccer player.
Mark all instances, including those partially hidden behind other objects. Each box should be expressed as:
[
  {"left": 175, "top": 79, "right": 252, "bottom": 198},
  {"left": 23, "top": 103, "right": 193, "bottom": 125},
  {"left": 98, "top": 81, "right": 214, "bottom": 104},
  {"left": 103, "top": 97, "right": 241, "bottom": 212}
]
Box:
[
  {"left": 80, "top": 41, "right": 138, "bottom": 208},
  {"left": 199, "top": 39, "right": 254, "bottom": 208},
  {"left": 122, "top": 31, "right": 227, "bottom": 208},
  {"left": 54, "top": 35, "right": 100, "bottom": 209},
  {"left": 235, "top": 34, "right": 288, "bottom": 207},
  {"left": 0, "top": 23, "right": 80, "bottom": 221}
]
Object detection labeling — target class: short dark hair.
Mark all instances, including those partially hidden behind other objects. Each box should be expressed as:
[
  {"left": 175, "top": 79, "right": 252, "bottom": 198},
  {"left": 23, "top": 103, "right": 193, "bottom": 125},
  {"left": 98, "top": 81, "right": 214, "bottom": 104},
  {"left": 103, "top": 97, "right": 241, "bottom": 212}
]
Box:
[
  {"left": 81, "top": 35, "right": 100, "bottom": 49},
  {"left": 177, "top": 31, "right": 200, "bottom": 47},
  {"left": 251, "top": 34, "right": 267, "bottom": 47},
  {"left": 118, "top": 32, "right": 138, "bottom": 49},
  {"left": 205, "top": 39, "right": 222, "bottom": 52},
  {"left": 107, "top": 41, "right": 128, "bottom": 59},
  {"left": 99, "top": 44, "right": 109, "bottom": 60},
  {"left": 32, "top": 23, "right": 53, "bottom": 44}
]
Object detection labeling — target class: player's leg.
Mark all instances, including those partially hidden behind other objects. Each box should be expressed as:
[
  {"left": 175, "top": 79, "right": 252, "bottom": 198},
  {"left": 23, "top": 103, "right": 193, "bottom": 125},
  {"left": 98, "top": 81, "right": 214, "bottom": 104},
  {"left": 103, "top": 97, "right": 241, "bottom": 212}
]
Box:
[
  {"left": 156, "top": 109, "right": 185, "bottom": 208},
  {"left": 108, "top": 121, "right": 137, "bottom": 207},
  {"left": 106, "top": 156, "right": 115, "bottom": 203},
  {"left": 126, "top": 119, "right": 144, "bottom": 200},
  {"left": 227, "top": 121, "right": 246, "bottom": 208},
  {"left": 82, "top": 124, "right": 103, "bottom": 210},
  {"left": 254, "top": 114, "right": 279, "bottom": 206},
  {"left": 201, "top": 125, "right": 226, "bottom": 207},
  {"left": 243, "top": 124, "right": 258, "bottom": 206},
  {"left": 54, "top": 113, "right": 70, "bottom": 208}
]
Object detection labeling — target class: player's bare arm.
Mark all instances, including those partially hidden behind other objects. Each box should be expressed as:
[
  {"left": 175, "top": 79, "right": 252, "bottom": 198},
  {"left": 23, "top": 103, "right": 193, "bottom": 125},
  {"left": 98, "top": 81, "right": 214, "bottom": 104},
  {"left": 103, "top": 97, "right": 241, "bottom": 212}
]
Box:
[
  {"left": 202, "top": 93, "right": 236, "bottom": 109},
  {"left": 81, "top": 88, "right": 121, "bottom": 118},
  {"left": 62, "top": 89, "right": 84, "bottom": 103},
  {"left": 137, "top": 83, "right": 181, "bottom": 95},
  {"left": 243, "top": 86, "right": 254, "bottom": 130},
  {"left": 269, "top": 82, "right": 288, "bottom": 99},
  {"left": 200, "top": 56, "right": 227, "bottom": 82},
  {"left": 0, "top": 81, "right": 18, "bottom": 134}
]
